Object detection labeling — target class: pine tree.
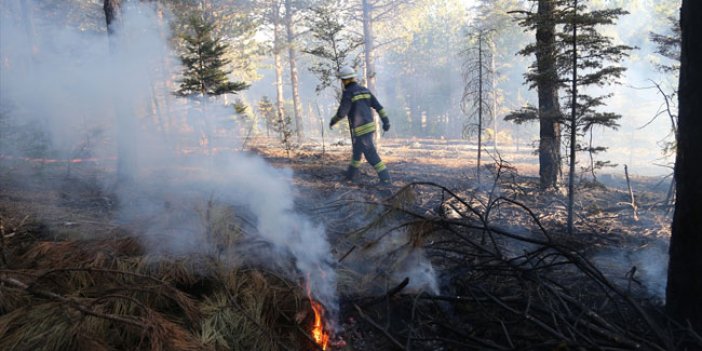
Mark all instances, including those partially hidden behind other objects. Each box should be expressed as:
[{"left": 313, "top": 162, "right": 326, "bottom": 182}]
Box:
[
  {"left": 511, "top": 0, "right": 632, "bottom": 232},
  {"left": 509, "top": 0, "right": 566, "bottom": 190},
  {"left": 650, "top": 16, "right": 681, "bottom": 74},
  {"left": 257, "top": 96, "right": 275, "bottom": 138},
  {"left": 303, "top": 0, "right": 362, "bottom": 98},
  {"left": 649, "top": 16, "right": 681, "bottom": 156},
  {"left": 561, "top": 0, "right": 632, "bottom": 233},
  {"left": 648, "top": 14, "right": 681, "bottom": 206},
  {"left": 176, "top": 14, "right": 248, "bottom": 97},
  {"left": 462, "top": 28, "right": 495, "bottom": 185}
]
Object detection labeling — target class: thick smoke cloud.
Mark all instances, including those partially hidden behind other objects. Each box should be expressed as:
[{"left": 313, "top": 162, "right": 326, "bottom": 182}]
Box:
[{"left": 1, "top": 1, "right": 337, "bottom": 309}]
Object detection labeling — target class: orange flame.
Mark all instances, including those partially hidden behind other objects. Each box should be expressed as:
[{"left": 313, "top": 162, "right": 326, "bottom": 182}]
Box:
[
  {"left": 309, "top": 299, "right": 330, "bottom": 350},
  {"left": 306, "top": 274, "right": 330, "bottom": 351}
]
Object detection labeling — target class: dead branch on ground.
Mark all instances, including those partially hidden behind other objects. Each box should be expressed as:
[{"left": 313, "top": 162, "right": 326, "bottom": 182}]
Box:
[{"left": 336, "top": 181, "right": 695, "bottom": 350}]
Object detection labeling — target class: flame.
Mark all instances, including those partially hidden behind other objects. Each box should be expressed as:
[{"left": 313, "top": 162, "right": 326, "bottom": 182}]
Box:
[
  {"left": 309, "top": 299, "right": 330, "bottom": 350},
  {"left": 306, "top": 275, "right": 331, "bottom": 351}
]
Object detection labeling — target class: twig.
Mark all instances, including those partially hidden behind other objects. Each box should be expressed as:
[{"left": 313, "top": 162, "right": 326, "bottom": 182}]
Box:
[
  {"left": 354, "top": 304, "right": 406, "bottom": 350},
  {"left": 360, "top": 277, "right": 410, "bottom": 308},
  {"left": 405, "top": 292, "right": 423, "bottom": 351}
]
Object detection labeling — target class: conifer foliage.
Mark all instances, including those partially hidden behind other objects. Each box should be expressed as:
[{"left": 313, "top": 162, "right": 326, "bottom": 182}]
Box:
[
  {"left": 303, "top": 1, "right": 362, "bottom": 97},
  {"left": 560, "top": 0, "right": 632, "bottom": 233},
  {"left": 176, "top": 14, "right": 248, "bottom": 97},
  {"left": 510, "top": 0, "right": 632, "bottom": 188}
]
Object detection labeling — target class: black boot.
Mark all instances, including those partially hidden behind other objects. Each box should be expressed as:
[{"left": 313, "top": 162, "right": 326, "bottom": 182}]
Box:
[
  {"left": 345, "top": 165, "right": 359, "bottom": 181},
  {"left": 378, "top": 169, "right": 391, "bottom": 185}
]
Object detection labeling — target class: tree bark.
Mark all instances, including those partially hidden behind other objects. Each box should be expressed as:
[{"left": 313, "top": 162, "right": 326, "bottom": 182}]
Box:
[
  {"left": 362, "top": 0, "right": 381, "bottom": 144},
  {"left": 272, "top": 2, "right": 285, "bottom": 140},
  {"left": 566, "top": 0, "right": 577, "bottom": 235},
  {"left": 490, "top": 40, "right": 498, "bottom": 152},
  {"left": 477, "top": 32, "right": 484, "bottom": 185},
  {"left": 536, "top": 0, "right": 562, "bottom": 189},
  {"left": 103, "top": 0, "right": 137, "bottom": 182},
  {"left": 19, "top": 0, "right": 38, "bottom": 58},
  {"left": 284, "top": 0, "right": 303, "bottom": 141},
  {"left": 666, "top": 0, "right": 702, "bottom": 332},
  {"left": 362, "top": 0, "right": 376, "bottom": 94},
  {"left": 103, "top": 0, "right": 122, "bottom": 35}
]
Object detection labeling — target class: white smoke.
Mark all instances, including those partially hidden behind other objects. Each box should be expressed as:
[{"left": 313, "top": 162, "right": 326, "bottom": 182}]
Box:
[
  {"left": 630, "top": 242, "right": 669, "bottom": 301},
  {"left": 1, "top": 1, "right": 337, "bottom": 309},
  {"left": 591, "top": 241, "right": 669, "bottom": 302}
]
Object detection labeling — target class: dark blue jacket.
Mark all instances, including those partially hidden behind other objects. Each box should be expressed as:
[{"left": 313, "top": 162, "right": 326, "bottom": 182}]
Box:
[{"left": 330, "top": 82, "right": 388, "bottom": 136}]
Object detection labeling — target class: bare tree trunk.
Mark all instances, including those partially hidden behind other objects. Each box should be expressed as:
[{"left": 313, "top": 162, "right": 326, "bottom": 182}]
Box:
[
  {"left": 567, "top": 0, "right": 578, "bottom": 235},
  {"left": 154, "top": 3, "right": 174, "bottom": 135},
  {"left": 536, "top": 0, "right": 562, "bottom": 189},
  {"left": 477, "top": 33, "right": 483, "bottom": 185},
  {"left": 272, "top": 2, "right": 285, "bottom": 140},
  {"left": 362, "top": 0, "right": 381, "bottom": 144},
  {"left": 667, "top": 0, "right": 702, "bottom": 332},
  {"left": 104, "top": 0, "right": 137, "bottom": 182},
  {"left": 103, "top": 0, "right": 122, "bottom": 36},
  {"left": 19, "top": 0, "right": 38, "bottom": 59},
  {"left": 362, "top": 0, "right": 376, "bottom": 98},
  {"left": 490, "top": 40, "right": 498, "bottom": 152},
  {"left": 284, "top": 0, "right": 303, "bottom": 141}
]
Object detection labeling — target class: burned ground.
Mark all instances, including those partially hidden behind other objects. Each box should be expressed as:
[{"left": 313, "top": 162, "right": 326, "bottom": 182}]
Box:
[{"left": 1, "top": 138, "right": 699, "bottom": 350}]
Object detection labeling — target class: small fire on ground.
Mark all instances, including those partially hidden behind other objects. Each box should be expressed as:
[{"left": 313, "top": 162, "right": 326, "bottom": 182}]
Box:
[{"left": 309, "top": 299, "right": 331, "bottom": 350}]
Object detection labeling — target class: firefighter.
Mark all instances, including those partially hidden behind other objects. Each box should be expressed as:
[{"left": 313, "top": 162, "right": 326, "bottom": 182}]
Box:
[{"left": 329, "top": 66, "right": 391, "bottom": 184}]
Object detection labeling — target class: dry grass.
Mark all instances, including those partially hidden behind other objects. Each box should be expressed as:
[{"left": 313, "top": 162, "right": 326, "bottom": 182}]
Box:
[{"left": 0, "top": 197, "right": 317, "bottom": 351}]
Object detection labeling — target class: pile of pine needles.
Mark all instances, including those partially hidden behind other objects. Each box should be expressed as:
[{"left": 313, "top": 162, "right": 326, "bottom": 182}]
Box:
[{"left": 0, "top": 204, "right": 321, "bottom": 351}]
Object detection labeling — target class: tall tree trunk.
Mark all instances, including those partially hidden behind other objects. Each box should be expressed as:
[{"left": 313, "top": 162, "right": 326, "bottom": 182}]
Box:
[
  {"left": 19, "top": 0, "right": 38, "bottom": 59},
  {"left": 104, "top": 0, "right": 137, "bottom": 182},
  {"left": 490, "top": 40, "right": 498, "bottom": 152},
  {"left": 103, "top": 0, "right": 122, "bottom": 35},
  {"left": 284, "top": 0, "right": 303, "bottom": 141},
  {"left": 362, "top": 0, "right": 380, "bottom": 143},
  {"left": 536, "top": 0, "right": 562, "bottom": 189},
  {"left": 272, "top": 2, "right": 285, "bottom": 140},
  {"left": 666, "top": 0, "right": 702, "bottom": 332},
  {"left": 362, "top": 0, "right": 376, "bottom": 95},
  {"left": 566, "top": 0, "right": 578, "bottom": 235},
  {"left": 154, "top": 3, "right": 174, "bottom": 135},
  {"left": 477, "top": 33, "right": 483, "bottom": 184}
]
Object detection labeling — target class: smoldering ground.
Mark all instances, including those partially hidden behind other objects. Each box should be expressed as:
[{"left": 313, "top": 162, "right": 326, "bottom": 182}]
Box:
[{"left": 0, "top": 0, "right": 338, "bottom": 312}]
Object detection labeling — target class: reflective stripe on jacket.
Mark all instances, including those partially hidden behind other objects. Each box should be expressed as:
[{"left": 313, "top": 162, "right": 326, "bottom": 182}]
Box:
[{"left": 330, "top": 82, "right": 387, "bottom": 136}]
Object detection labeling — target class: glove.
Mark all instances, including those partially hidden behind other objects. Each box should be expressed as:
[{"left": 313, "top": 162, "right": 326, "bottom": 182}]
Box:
[{"left": 381, "top": 117, "right": 390, "bottom": 132}]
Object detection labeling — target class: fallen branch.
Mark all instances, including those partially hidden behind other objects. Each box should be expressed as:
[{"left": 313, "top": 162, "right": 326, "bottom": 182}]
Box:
[
  {"left": 333, "top": 181, "right": 685, "bottom": 350},
  {"left": 360, "top": 277, "right": 410, "bottom": 308}
]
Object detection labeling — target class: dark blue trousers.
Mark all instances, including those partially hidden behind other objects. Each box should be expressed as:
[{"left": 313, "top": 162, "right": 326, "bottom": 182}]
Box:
[{"left": 345, "top": 133, "right": 390, "bottom": 182}]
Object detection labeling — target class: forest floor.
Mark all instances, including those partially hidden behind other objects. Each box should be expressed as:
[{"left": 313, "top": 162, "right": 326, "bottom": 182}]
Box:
[{"left": 1, "top": 137, "right": 697, "bottom": 350}]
